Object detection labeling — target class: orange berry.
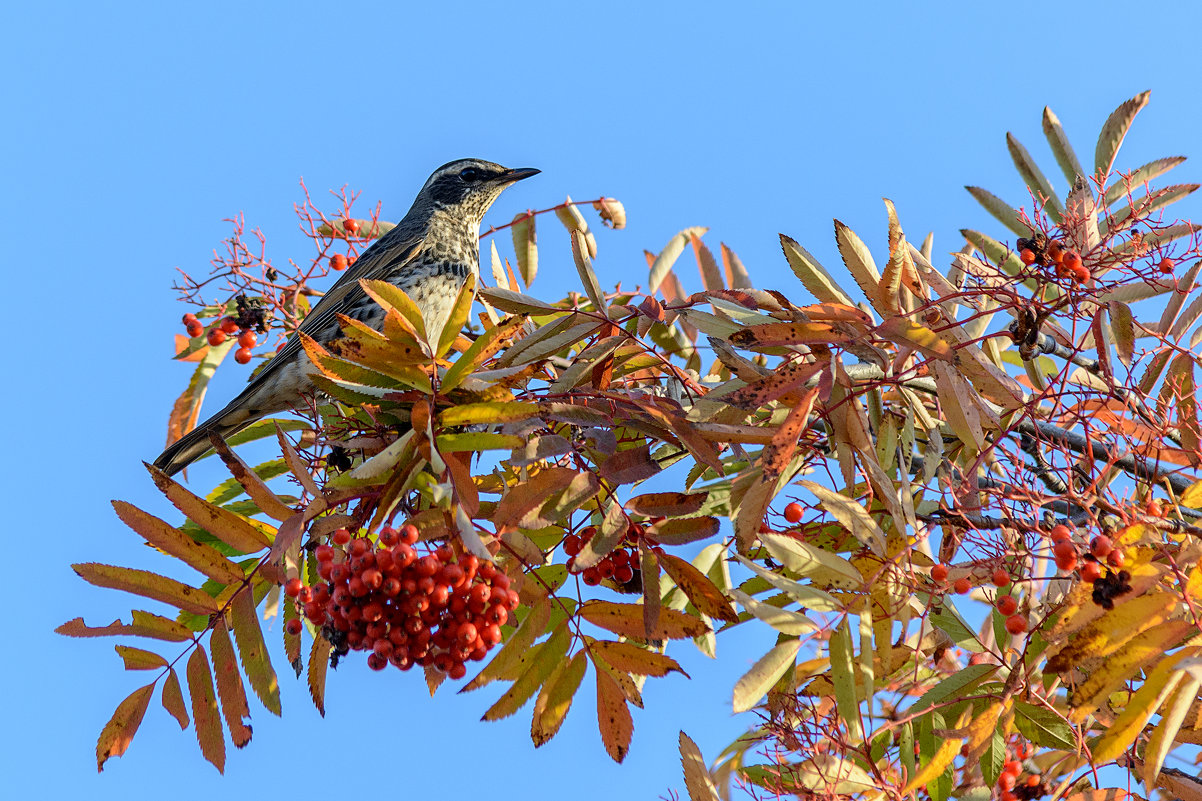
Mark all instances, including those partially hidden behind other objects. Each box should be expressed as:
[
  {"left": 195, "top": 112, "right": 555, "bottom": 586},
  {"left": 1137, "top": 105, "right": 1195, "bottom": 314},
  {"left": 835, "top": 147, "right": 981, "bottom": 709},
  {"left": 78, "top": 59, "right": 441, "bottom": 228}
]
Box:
[
  {"left": 1159, "top": 257, "right": 1175, "bottom": 274},
  {"left": 992, "top": 568, "right": 1010, "bottom": 588},
  {"left": 1145, "top": 499, "right": 1164, "bottom": 518},
  {"left": 1026, "top": 775, "right": 1040, "bottom": 787},
  {"left": 1055, "top": 552, "right": 1078, "bottom": 572},
  {"left": 343, "top": 219, "right": 360, "bottom": 235},
  {"left": 1070, "top": 263, "right": 1091, "bottom": 283},
  {"left": 953, "top": 577, "right": 971, "bottom": 595},
  {"left": 237, "top": 330, "right": 257, "bottom": 348},
  {"left": 1080, "top": 560, "right": 1103, "bottom": 583},
  {"left": 1047, "top": 241, "right": 1064, "bottom": 263},
  {"left": 207, "top": 328, "right": 227, "bottom": 346},
  {"left": 182, "top": 313, "right": 199, "bottom": 326},
  {"left": 332, "top": 528, "right": 352, "bottom": 546},
  {"left": 234, "top": 347, "right": 253, "bottom": 364},
  {"left": 1003, "top": 760, "right": 1022, "bottom": 777},
  {"left": 1090, "top": 535, "right": 1113, "bottom": 559},
  {"left": 1050, "top": 524, "right": 1073, "bottom": 543},
  {"left": 1107, "top": 549, "right": 1126, "bottom": 569},
  {"left": 330, "top": 253, "right": 348, "bottom": 271},
  {"left": 1019, "top": 248, "right": 1036, "bottom": 265},
  {"left": 783, "top": 502, "right": 803, "bottom": 524},
  {"left": 1052, "top": 540, "right": 1076, "bottom": 559},
  {"left": 931, "top": 564, "right": 949, "bottom": 583},
  {"left": 999, "top": 773, "right": 1017, "bottom": 791},
  {"left": 1062, "top": 250, "right": 1082, "bottom": 271},
  {"left": 186, "top": 321, "right": 204, "bottom": 338},
  {"left": 997, "top": 595, "right": 1018, "bottom": 616},
  {"left": 1005, "top": 614, "right": 1028, "bottom": 635},
  {"left": 220, "top": 316, "right": 240, "bottom": 335}
]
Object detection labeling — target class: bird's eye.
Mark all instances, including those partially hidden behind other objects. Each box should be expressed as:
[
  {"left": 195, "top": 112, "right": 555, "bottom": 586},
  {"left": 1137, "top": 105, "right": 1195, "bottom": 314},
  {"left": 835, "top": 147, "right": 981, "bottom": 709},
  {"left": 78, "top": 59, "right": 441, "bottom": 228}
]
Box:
[{"left": 459, "top": 167, "right": 485, "bottom": 183}]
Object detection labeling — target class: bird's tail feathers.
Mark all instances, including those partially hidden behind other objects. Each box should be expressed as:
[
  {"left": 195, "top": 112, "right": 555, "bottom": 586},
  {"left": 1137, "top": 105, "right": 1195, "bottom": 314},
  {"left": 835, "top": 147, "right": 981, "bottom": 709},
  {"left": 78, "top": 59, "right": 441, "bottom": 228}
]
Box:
[{"left": 152, "top": 407, "right": 255, "bottom": 477}]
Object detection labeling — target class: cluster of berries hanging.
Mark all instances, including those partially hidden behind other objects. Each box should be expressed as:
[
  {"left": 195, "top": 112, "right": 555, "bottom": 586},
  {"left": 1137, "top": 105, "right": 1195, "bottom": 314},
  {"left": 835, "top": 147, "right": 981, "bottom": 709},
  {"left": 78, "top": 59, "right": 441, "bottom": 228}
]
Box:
[
  {"left": 1016, "top": 234, "right": 1091, "bottom": 284},
  {"left": 563, "top": 524, "right": 644, "bottom": 590},
  {"left": 181, "top": 296, "right": 270, "bottom": 365},
  {"left": 327, "top": 218, "right": 362, "bottom": 272},
  {"left": 284, "top": 524, "right": 518, "bottom": 678}
]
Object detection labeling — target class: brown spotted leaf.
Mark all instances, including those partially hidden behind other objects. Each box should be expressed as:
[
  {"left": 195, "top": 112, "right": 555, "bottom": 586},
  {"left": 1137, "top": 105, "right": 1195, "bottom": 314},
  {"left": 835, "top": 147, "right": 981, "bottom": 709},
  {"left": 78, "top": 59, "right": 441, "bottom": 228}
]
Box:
[
  {"left": 658, "top": 551, "right": 738, "bottom": 622},
  {"left": 580, "top": 601, "right": 709, "bottom": 643},
  {"left": 492, "top": 468, "right": 581, "bottom": 532},
  {"left": 588, "top": 639, "right": 688, "bottom": 678},
  {"left": 111, "top": 501, "right": 245, "bottom": 583},
  {"left": 72, "top": 563, "right": 221, "bottom": 616},
  {"left": 596, "top": 666, "right": 634, "bottom": 762},
  {"left": 146, "top": 464, "right": 272, "bottom": 554},
  {"left": 599, "top": 443, "right": 662, "bottom": 485},
  {"left": 728, "top": 321, "right": 854, "bottom": 349},
  {"left": 648, "top": 516, "right": 721, "bottom": 546},
  {"left": 56, "top": 611, "right": 193, "bottom": 642},
  {"left": 625, "top": 492, "right": 708, "bottom": 519},
  {"left": 187, "top": 646, "right": 225, "bottom": 772},
  {"left": 95, "top": 683, "right": 154, "bottom": 772},
  {"left": 209, "top": 618, "right": 253, "bottom": 747},
  {"left": 229, "top": 590, "right": 281, "bottom": 715}
]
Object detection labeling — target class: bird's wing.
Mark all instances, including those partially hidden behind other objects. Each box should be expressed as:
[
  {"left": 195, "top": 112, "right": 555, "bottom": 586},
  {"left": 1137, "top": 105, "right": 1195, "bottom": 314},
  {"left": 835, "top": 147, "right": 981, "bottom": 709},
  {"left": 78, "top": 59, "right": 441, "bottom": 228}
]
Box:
[{"left": 238, "top": 222, "right": 427, "bottom": 397}]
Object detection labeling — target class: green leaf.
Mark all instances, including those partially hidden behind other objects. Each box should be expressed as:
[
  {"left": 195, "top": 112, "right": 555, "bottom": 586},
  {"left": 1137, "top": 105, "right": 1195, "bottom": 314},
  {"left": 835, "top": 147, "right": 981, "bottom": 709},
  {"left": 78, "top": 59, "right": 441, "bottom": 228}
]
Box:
[
  {"left": 779, "top": 234, "right": 854, "bottom": 305},
  {"left": 911, "top": 664, "right": 998, "bottom": 713},
  {"left": 1013, "top": 701, "right": 1075, "bottom": 750},
  {"left": 965, "top": 187, "right": 1027, "bottom": 237},
  {"left": 828, "top": 618, "right": 863, "bottom": 743},
  {"left": 1095, "top": 90, "right": 1150, "bottom": 179},
  {"left": 1041, "top": 105, "right": 1086, "bottom": 183},
  {"left": 732, "top": 639, "right": 800, "bottom": 714},
  {"left": 1006, "top": 132, "right": 1063, "bottom": 221}
]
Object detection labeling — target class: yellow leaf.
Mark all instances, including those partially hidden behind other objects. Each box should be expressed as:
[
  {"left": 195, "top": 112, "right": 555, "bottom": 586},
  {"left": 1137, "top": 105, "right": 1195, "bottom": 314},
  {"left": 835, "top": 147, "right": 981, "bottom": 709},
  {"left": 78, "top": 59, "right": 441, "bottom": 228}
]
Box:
[
  {"left": 580, "top": 601, "right": 709, "bottom": 643},
  {"left": 531, "top": 650, "right": 587, "bottom": 746},
  {"left": 111, "top": 501, "right": 245, "bottom": 583},
  {"left": 95, "top": 683, "right": 154, "bottom": 772},
  {"left": 161, "top": 669, "right": 189, "bottom": 730},
  {"left": 72, "top": 563, "right": 220, "bottom": 616},
  {"left": 1074, "top": 630, "right": 1196, "bottom": 726},
  {"left": 483, "top": 622, "right": 570, "bottom": 722},
  {"left": 658, "top": 550, "right": 738, "bottom": 622},
  {"left": 732, "top": 639, "right": 801, "bottom": 714},
  {"left": 463, "top": 594, "right": 552, "bottom": 691},
  {"left": 229, "top": 589, "right": 281, "bottom": 716},
  {"left": 1045, "top": 591, "right": 1179, "bottom": 673},
  {"left": 587, "top": 640, "right": 688, "bottom": 678},
  {"left": 1144, "top": 675, "right": 1202, "bottom": 786},
  {"left": 147, "top": 464, "right": 272, "bottom": 554},
  {"left": 187, "top": 646, "right": 225, "bottom": 773},
  {"left": 596, "top": 665, "right": 634, "bottom": 763},
  {"left": 440, "top": 401, "right": 539, "bottom": 427},
  {"left": 679, "top": 731, "right": 720, "bottom": 801}
]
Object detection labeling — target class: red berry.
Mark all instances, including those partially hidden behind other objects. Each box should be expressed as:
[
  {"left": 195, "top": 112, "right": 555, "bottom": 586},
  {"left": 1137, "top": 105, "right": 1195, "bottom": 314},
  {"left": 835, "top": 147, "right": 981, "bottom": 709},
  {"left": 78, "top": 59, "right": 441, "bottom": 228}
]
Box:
[
  {"left": 1052, "top": 540, "right": 1076, "bottom": 559},
  {"left": 992, "top": 568, "right": 1010, "bottom": 588},
  {"left": 186, "top": 321, "right": 204, "bottom": 338},
  {"left": 998, "top": 773, "right": 1016, "bottom": 791},
  {"left": 1047, "top": 241, "right": 1064, "bottom": 264},
  {"left": 1050, "top": 524, "right": 1073, "bottom": 543},
  {"left": 1061, "top": 250, "right": 1082, "bottom": 271},
  {"left": 1003, "top": 760, "right": 1022, "bottom": 777},
  {"left": 783, "top": 502, "right": 803, "bottom": 524},
  {"left": 207, "top": 328, "right": 227, "bottom": 346},
  {"left": 1107, "top": 549, "right": 1126, "bottom": 569},
  {"left": 343, "top": 219, "right": 360, "bottom": 235},
  {"left": 563, "top": 534, "right": 582, "bottom": 556},
  {"left": 1090, "top": 535, "right": 1113, "bottom": 559},
  {"left": 234, "top": 347, "right": 253, "bottom": 364},
  {"left": 1070, "top": 263, "right": 1091, "bottom": 283},
  {"left": 1145, "top": 499, "right": 1164, "bottom": 518},
  {"left": 351, "top": 538, "right": 369, "bottom": 557},
  {"left": 220, "top": 317, "right": 240, "bottom": 335},
  {"left": 182, "top": 313, "right": 199, "bottom": 326},
  {"left": 1080, "top": 560, "right": 1103, "bottom": 583},
  {"left": 1055, "top": 552, "right": 1078, "bottom": 572},
  {"left": 315, "top": 544, "right": 334, "bottom": 561},
  {"left": 399, "top": 524, "right": 420, "bottom": 544},
  {"left": 997, "top": 595, "right": 1018, "bottom": 616},
  {"left": 614, "top": 564, "right": 635, "bottom": 583},
  {"left": 284, "top": 577, "right": 303, "bottom": 598},
  {"left": 1019, "top": 248, "right": 1035, "bottom": 265},
  {"left": 953, "top": 577, "right": 971, "bottom": 595},
  {"left": 1005, "top": 615, "right": 1028, "bottom": 635},
  {"left": 367, "top": 653, "right": 387, "bottom": 671},
  {"left": 330, "top": 253, "right": 348, "bottom": 271},
  {"left": 583, "top": 567, "right": 601, "bottom": 586},
  {"left": 448, "top": 662, "right": 467, "bottom": 680},
  {"left": 1159, "top": 257, "right": 1175, "bottom": 274},
  {"left": 379, "top": 526, "right": 399, "bottom": 546},
  {"left": 598, "top": 560, "right": 615, "bottom": 579},
  {"left": 1001, "top": 792, "right": 1018, "bottom": 801},
  {"left": 285, "top": 618, "right": 303, "bottom": 636},
  {"left": 332, "top": 528, "right": 352, "bottom": 546},
  {"left": 931, "top": 564, "right": 949, "bottom": 583},
  {"left": 237, "top": 330, "right": 257, "bottom": 348}
]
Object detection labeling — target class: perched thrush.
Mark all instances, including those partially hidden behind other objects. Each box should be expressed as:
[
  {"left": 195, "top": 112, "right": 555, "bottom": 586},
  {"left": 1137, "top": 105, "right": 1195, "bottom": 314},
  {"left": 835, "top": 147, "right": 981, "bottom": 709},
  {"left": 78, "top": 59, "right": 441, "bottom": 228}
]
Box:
[{"left": 154, "top": 158, "right": 539, "bottom": 475}]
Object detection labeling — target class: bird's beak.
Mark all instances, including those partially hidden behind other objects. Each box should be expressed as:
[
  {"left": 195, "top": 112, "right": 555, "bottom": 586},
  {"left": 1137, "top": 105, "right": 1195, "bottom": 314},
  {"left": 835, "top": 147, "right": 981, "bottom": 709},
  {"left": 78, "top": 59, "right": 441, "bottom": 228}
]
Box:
[{"left": 499, "top": 167, "right": 540, "bottom": 183}]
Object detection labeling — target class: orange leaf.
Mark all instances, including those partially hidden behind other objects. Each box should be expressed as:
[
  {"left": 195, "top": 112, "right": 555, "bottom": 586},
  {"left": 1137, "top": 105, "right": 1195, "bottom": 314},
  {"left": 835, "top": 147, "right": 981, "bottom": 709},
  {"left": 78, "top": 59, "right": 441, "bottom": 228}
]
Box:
[
  {"left": 492, "top": 468, "right": 580, "bottom": 533},
  {"left": 722, "top": 360, "right": 824, "bottom": 411},
  {"left": 443, "top": 451, "right": 479, "bottom": 517},
  {"left": 187, "top": 647, "right": 225, "bottom": 772},
  {"left": 95, "top": 683, "right": 154, "bottom": 772},
  {"left": 111, "top": 501, "right": 245, "bottom": 583},
  {"left": 205, "top": 438, "right": 294, "bottom": 522},
  {"left": 72, "top": 563, "right": 220, "bottom": 616},
  {"left": 658, "top": 551, "right": 738, "bottom": 622},
  {"left": 56, "top": 611, "right": 193, "bottom": 641},
  {"left": 642, "top": 544, "right": 661, "bottom": 641},
  {"left": 650, "top": 516, "right": 722, "bottom": 546},
  {"left": 209, "top": 618, "right": 253, "bottom": 747},
  {"left": 229, "top": 589, "right": 281, "bottom": 715},
  {"left": 728, "top": 321, "right": 855, "bottom": 349},
  {"left": 146, "top": 464, "right": 272, "bottom": 554},
  {"left": 587, "top": 639, "right": 688, "bottom": 678},
  {"left": 174, "top": 333, "right": 210, "bottom": 362},
  {"left": 161, "top": 669, "right": 189, "bottom": 730},
  {"left": 580, "top": 601, "right": 709, "bottom": 643},
  {"left": 596, "top": 666, "right": 634, "bottom": 762},
  {"left": 599, "top": 443, "right": 662, "bottom": 485}
]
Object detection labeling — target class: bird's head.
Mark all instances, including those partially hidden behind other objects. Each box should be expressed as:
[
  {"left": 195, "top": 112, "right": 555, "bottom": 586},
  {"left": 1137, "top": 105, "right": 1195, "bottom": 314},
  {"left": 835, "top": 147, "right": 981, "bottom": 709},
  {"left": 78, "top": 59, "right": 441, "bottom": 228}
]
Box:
[{"left": 416, "top": 158, "right": 540, "bottom": 223}]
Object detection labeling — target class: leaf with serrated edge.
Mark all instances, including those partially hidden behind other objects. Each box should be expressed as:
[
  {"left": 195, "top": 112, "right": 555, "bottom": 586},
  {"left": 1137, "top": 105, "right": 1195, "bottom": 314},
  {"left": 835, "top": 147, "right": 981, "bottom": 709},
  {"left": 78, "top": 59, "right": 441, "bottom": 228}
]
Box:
[
  {"left": 209, "top": 618, "right": 252, "bottom": 747},
  {"left": 147, "top": 464, "right": 271, "bottom": 554},
  {"left": 95, "top": 683, "right": 154, "bottom": 772},
  {"left": 72, "top": 563, "right": 220, "bottom": 616},
  {"left": 732, "top": 554, "right": 844, "bottom": 612},
  {"left": 659, "top": 551, "right": 738, "bottom": 622},
  {"left": 187, "top": 647, "right": 225, "bottom": 772},
  {"left": 229, "top": 590, "right": 281, "bottom": 715},
  {"left": 833, "top": 220, "right": 881, "bottom": 307},
  {"left": 1145, "top": 674, "right": 1201, "bottom": 787},
  {"left": 588, "top": 639, "right": 688, "bottom": 678},
  {"left": 596, "top": 666, "right": 634, "bottom": 763},
  {"left": 761, "top": 534, "right": 862, "bottom": 590},
  {"left": 575, "top": 499, "right": 628, "bottom": 570},
  {"left": 779, "top": 234, "right": 854, "bottom": 305},
  {"left": 463, "top": 594, "right": 552, "bottom": 691},
  {"left": 531, "top": 650, "right": 587, "bottom": 747},
  {"left": 436, "top": 273, "right": 476, "bottom": 357},
  {"left": 114, "top": 645, "right": 167, "bottom": 671},
  {"left": 57, "top": 611, "right": 193, "bottom": 641},
  {"left": 483, "top": 621, "right": 570, "bottom": 721},
  {"left": 1012, "top": 701, "right": 1074, "bottom": 751},
  {"left": 680, "top": 731, "right": 720, "bottom": 801},
  {"left": 1042, "top": 105, "right": 1086, "bottom": 183},
  {"left": 206, "top": 438, "right": 294, "bottom": 522},
  {"left": 442, "top": 315, "right": 526, "bottom": 392},
  {"left": 162, "top": 669, "right": 189, "bottom": 729},
  {"left": 308, "top": 634, "right": 331, "bottom": 716},
  {"left": 581, "top": 600, "right": 708, "bottom": 643},
  {"left": 1089, "top": 647, "right": 1193, "bottom": 761},
  {"left": 1096, "top": 91, "right": 1151, "bottom": 178},
  {"left": 796, "top": 480, "right": 886, "bottom": 556},
  {"left": 625, "top": 492, "right": 708, "bottom": 518},
  {"left": 1007, "top": 132, "right": 1063, "bottom": 220},
  {"left": 732, "top": 639, "right": 800, "bottom": 714},
  {"left": 642, "top": 543, "right": 661, "bottom": 641},
  {"left": 112, "top": 501, "right": 244, "bottom": 583}
]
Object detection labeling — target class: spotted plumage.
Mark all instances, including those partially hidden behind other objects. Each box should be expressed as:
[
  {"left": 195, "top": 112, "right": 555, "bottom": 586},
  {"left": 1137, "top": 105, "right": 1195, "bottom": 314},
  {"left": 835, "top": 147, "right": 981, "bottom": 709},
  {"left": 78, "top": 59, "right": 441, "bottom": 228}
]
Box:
[{"left": 154, "top": 158, "right": 538, "bottom": 476}]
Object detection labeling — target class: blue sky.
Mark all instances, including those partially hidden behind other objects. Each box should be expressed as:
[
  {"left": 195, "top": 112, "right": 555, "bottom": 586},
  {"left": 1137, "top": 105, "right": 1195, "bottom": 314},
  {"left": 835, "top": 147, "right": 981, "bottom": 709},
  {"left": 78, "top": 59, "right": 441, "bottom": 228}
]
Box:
[{"left": 7, "top": 1, "right": 1202, "bottom": 798}]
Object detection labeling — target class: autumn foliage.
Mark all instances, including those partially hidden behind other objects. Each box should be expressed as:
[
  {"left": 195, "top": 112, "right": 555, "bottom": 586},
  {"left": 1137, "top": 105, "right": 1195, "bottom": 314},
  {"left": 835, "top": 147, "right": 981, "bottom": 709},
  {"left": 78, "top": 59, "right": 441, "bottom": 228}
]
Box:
[{"left": 62, "top": 92, "right": 1202, "bottom": 801}]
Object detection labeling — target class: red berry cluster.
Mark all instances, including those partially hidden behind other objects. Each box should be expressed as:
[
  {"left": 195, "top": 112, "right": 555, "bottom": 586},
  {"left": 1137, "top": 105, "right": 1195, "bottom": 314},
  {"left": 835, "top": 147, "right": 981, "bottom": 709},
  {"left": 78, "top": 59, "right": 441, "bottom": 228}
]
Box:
[
  {"left": 328, "top": 252, "right": 357, "bottom": 272},
  {"left": 563, "top": 525, "right": 643, "bottom": 588},
  {"left": 286, "top": 524, "right": 518, "bottom": 678},
  {"left": 181, "top": 313, "right": 260, "bottom": 365},
  {"left": 1016, "top": 235, "right": 1090, "bottom": 284}
]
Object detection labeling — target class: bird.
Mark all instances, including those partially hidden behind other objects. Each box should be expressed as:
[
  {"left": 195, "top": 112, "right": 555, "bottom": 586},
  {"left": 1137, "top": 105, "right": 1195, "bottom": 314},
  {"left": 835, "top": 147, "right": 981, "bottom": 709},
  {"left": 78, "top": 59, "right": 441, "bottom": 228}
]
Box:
[{"left": 154, "top": 158, "right": 539, "bottom": 476}]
